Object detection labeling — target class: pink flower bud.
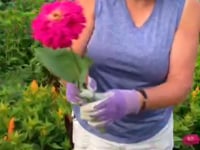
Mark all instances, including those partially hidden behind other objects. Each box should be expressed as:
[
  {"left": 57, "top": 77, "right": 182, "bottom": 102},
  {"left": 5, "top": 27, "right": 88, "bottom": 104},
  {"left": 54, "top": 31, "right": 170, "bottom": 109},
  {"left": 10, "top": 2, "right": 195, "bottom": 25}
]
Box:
[{"left": 182, "top": 134, "right": 200, "bottom": 146}]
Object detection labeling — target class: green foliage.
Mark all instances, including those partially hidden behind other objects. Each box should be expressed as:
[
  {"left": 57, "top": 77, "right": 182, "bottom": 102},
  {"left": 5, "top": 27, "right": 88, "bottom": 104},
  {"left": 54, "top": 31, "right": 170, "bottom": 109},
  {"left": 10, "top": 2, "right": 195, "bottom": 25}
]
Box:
[
  {"left": 0, "top": 79, "right": 72, "bottom": 150},
  {"left": 193, "top": 47, "right": 200, "bottom": 88},
  {"left": 0, "top": 0, "right": 58, "bottom": 85},
  {"left": 35, "top": 48, "right": 93, "bottom": 84},
  {"left": 173, "top": 48, "right": 200, "bottom": 150},
  {"left": 174, "top": 93, "right": 200, "bottom": 150},
  {"left": 0, "top": 0, "right": 51, "bottom": 11},
  {"left": 0, "top": 9, "right": 34, "bottom": 71},
  {"left": 0, "top": 0, "right": 200, "bottom": 149}
]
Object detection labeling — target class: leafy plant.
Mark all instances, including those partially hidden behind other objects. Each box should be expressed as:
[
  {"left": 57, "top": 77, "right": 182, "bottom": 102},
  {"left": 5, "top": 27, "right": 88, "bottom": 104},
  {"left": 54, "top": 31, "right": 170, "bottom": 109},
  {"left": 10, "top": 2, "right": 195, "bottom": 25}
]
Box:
[
  {"left": 173, "top": 46, "right": 200, "bottom": 150},
  {"left": 0, "top": 0, "right": 59, "bottom": 85},
  {"left": 0, "top": 80, "right": 72, "bottom": 150}
]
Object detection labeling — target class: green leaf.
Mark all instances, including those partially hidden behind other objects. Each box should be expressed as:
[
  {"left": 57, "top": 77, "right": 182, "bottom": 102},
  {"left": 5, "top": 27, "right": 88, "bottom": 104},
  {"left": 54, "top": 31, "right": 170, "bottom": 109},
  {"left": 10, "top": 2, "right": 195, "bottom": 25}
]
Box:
[
  {"left": 78, "top": 55, "right": 93, "bottom": 86},
  {"left": 50, "top": 143, "right": 63, "bottom": 149},
  {"left": 174, "top": 136, "right": 182, "bottom": 142},
  {"left": 35, "top": 48, "right": 92, "bottom": 83}
]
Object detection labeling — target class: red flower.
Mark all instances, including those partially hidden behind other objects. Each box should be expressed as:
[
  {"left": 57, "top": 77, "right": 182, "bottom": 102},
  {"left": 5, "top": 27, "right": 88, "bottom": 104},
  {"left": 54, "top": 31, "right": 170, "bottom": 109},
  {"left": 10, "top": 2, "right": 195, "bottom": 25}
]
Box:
[
  {"left": 32, "top": 1, "right": 86, "bottom": 49},
  {"left": 182, "top": 134, "right": 200, "bottom": 146}
]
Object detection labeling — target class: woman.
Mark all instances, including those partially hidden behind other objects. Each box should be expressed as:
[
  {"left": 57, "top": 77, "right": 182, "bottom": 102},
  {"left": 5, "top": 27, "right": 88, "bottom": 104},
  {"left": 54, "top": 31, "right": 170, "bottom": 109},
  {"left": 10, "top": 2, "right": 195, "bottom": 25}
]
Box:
[{"left": 66, "top": 0, "right": 200, "bottom": 149}]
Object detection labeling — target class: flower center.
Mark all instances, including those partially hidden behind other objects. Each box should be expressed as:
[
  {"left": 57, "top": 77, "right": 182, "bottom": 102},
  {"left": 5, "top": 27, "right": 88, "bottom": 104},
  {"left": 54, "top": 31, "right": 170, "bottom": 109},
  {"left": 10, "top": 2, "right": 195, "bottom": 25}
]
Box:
[{"left": 48, "top": 10, "right": 63, "bottom": 21}]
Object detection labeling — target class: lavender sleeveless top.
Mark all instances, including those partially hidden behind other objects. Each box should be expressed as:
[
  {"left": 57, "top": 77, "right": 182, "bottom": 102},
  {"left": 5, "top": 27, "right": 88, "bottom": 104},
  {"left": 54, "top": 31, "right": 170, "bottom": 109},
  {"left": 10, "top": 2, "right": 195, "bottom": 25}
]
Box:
[{"left": 73, "top": 0, "right": 185, "bottom": 143}]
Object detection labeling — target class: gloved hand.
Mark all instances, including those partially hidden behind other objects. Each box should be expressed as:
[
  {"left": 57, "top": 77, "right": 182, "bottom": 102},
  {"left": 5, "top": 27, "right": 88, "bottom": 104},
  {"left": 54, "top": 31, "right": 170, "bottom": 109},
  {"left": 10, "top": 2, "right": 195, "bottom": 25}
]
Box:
[
  {"left": 66, "top": 76, "right": 97, "bottom": 105},
  {"left": 87, "top": 89, "right": 143, "bottom": 128},
  {"left": 66, "top": 83, "right": 81, "bottom": 104}
]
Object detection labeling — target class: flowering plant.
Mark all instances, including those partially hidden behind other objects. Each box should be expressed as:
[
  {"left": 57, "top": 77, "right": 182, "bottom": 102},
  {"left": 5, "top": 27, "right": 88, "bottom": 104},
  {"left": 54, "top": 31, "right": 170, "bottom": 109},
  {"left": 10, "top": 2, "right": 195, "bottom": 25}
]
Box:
[
  {"left": 182, "top": 134, "right": 200, "bottom": 146},
  {"left": 32, "top": 0, "right": 92, "bottom": 91},
  {"left": 0, "top": 80, "right": 72, "bottom": 149}
]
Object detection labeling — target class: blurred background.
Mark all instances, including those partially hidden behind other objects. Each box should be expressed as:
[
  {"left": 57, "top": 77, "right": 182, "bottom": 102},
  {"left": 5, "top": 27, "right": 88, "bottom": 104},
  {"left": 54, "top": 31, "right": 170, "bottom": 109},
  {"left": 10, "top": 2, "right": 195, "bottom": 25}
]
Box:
[{"left": 0, "top": 0, "right": 199, "bottom": 150}]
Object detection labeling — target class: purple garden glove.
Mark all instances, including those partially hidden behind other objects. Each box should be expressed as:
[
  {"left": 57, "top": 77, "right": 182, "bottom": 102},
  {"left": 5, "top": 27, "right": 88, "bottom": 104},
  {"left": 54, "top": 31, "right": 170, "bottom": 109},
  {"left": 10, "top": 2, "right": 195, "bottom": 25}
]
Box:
[
  {"left": 89, "top": 89, "right": 142, "bottom": 127},
  {"left": 66, "top": 83, "right": 82, "bottom": 104},
  {"left": 66, "top": 76, "right": 97, "bottom": 105}
]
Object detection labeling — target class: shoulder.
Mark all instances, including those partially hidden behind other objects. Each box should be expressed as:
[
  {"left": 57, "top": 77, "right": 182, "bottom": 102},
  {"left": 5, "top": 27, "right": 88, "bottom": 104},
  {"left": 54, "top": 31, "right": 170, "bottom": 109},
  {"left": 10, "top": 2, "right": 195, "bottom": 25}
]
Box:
[{"left": 179, "top": 0, "right": 200, "bottom": 32}]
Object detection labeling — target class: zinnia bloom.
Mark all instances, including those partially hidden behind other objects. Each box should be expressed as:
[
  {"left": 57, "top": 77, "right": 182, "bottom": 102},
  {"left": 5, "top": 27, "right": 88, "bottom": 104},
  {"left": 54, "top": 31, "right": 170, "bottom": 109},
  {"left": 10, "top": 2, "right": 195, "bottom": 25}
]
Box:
[
  {"left": 182, "top": 134, "right": 200, "bottom": 146},
  {"left": 30, "top": 80, "right": 39, "bottom": 93},
  {"left": 32, "top": 1, "right": 86, "bottom": 49}
]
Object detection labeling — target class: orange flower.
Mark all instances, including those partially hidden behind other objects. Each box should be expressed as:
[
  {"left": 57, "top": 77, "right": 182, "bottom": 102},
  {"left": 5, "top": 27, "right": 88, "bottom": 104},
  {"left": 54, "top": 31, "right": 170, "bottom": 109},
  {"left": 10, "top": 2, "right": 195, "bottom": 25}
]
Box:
[
  {"left": 30, "top": 80, "right": 39, "bottom": 93},
  {"left": 51, "top": 86, "right": 59, "bottom": 99},
  {"left": 4, "top": 117, "right": 15, "bottom": 141},
  {"left": 192, "top": 90, "right": 197, "bottom": 99},
  {"left": 192, "top": 86, "right": 200, "bottom": 99},
  {"left": 3, "top": 136, "right": 7, "bottom": 141},
  {"left": 8, "top": 117, "right": 15, "bottom": 135},
  {"left": 57, "top": 108, "right": 63, "bottom": 118},
  {"left": 195, "top": 86, "right": 199, "bottom": 92},
  {"left": 51, "top": 86, "right": 57, "bottom": 94}
]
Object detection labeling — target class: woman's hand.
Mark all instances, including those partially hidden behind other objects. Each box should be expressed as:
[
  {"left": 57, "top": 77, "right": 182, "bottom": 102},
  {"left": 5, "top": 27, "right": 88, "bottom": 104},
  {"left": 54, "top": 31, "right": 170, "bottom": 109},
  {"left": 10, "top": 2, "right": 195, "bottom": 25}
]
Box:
[
  {"left": 84, "top": 89, "right": 143, "bottom": 128},
  {"left": 66, "top": 83, "right": 82, "bottom": 104},
  {"left": 66, "top": 76, "right": 97, "bottom": 105}
]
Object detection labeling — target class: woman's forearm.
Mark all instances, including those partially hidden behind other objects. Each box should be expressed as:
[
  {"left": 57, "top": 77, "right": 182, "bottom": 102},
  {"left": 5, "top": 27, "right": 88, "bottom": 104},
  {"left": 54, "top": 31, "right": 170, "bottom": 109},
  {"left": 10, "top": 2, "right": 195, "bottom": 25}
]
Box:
[{"left": 144, "top": 80, "right": 193, "bottom": 110}]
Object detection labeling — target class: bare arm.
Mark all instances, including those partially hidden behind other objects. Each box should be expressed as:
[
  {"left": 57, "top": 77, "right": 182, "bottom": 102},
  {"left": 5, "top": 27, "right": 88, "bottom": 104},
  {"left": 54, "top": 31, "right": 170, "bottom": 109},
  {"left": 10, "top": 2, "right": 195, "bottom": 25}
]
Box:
[
  {"left": 72, "top": 0, "right": 95, "bottom": 56},
  {"left": 62, "top": 0, "right": 95, "bottom": 85},
  {"left": 143, "top": 0, "right": 200, "bottom": 109}
]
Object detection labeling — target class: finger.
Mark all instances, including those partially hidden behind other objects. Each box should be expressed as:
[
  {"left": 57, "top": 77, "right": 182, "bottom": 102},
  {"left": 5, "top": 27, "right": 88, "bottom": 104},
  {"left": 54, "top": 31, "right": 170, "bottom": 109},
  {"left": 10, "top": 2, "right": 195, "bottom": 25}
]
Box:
[
  {"left": 66, "top": 84, "right": 79, "bottom": 99},
  {"left": 80, "top": 111, "right": 95, "bottom": 121},
  {"left": 87, "top": 76, "right": 97, "bottom": 91},
  {"left": 94, "top": 100, "right": 107, "bottom": 110},
  {"left": 80, "top": 103, "right": 97, "bottom": 113},
  {"left": 95, "top": 114, "right": 109, "bottom": 122},
  {"left": 93, "top": 91, "right": 114, "bottom": 109},
  {"left": 79, "top": 89, "right": 94, "bottom": 99},
  {"left": 69, "top": 96, "right": 81, "bottom": 102},
  {"left": 88, "top": 119, "right": 112, "bottom": 129},
  {"left": 75, "top": 96, "right": 86, "bottom": 105},
  {"left": 67, "top": 83, "right": 78, "bottom": 92},
  {"left": 89, "top": 108, "right": 107, "bottom": 119},
  {"left": 93, "top": 93, "right": 108, "bottom": 100}
]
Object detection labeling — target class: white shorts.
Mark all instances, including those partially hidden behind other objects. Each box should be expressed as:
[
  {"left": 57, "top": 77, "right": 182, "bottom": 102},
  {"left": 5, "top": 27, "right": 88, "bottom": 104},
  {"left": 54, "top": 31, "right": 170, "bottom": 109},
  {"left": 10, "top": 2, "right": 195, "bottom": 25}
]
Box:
[{"left": 73, "top": 114, "right": 174, "bottom": 150}]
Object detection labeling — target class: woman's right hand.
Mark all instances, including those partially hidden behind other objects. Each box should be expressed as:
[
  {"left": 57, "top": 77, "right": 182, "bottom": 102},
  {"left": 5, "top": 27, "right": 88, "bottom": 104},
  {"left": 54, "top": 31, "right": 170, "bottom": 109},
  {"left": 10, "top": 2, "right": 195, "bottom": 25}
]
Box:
[
  {"left": 66, "top": 83, "right": 82, "bottom": 105},
  {"left": 66, "top": 76, "right": 97, "bottom": 105}
]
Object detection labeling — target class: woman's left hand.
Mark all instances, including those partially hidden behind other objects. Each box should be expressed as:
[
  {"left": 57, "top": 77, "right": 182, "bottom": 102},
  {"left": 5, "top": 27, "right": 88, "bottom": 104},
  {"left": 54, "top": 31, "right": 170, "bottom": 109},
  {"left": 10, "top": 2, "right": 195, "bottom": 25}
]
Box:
[{"left": 87, "top": 89, "right": 143, "bottom": 127}]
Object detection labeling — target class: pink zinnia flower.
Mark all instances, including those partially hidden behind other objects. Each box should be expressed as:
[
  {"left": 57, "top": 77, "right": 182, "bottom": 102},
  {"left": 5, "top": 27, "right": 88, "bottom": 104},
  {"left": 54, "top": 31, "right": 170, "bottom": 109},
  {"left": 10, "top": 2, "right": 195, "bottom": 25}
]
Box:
[
  {"left": 182, "top": 134, "right": 200, "bottom": 146},
  {"left": 32, "top": 1, "right": 86, "bottom": 49}
]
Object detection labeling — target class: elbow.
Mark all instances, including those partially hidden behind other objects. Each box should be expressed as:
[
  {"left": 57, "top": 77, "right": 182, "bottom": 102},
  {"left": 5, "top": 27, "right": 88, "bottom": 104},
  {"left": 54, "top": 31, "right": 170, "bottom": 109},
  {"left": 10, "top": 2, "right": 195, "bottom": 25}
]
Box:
[
  {"left": 182, "top": 79, "right": 193, "bottom": 96},
  {"left": 175, "top": 80, "right": 193, "bottom": 105}
]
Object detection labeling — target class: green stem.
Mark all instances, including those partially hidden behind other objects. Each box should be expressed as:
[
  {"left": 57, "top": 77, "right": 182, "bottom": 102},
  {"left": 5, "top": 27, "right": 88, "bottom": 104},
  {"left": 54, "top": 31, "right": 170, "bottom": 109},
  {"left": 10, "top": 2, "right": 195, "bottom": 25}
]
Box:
[{"left": 70, "top": 48, "right": 81, "bottom": 88}]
